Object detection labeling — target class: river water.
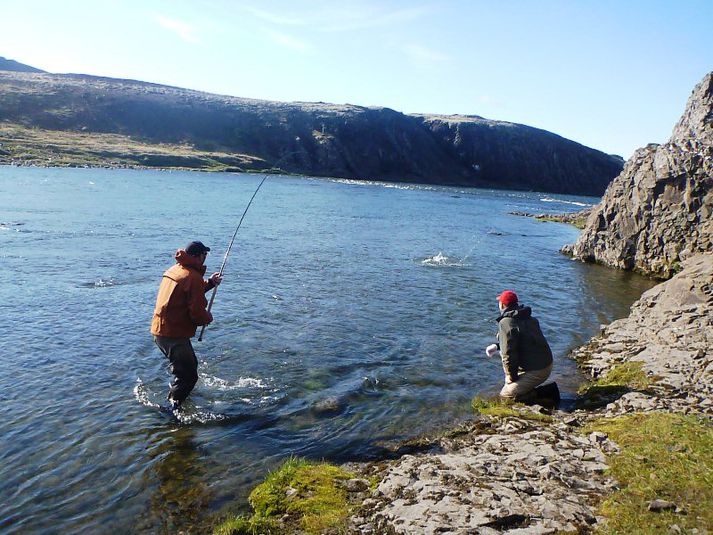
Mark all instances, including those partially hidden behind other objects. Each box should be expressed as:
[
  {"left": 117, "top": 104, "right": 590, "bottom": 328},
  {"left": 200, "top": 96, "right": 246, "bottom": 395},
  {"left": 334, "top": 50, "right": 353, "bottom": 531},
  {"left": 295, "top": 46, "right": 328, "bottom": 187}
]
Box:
[{"left": 0, "top": 166, "right": 657, "bottom": 533}]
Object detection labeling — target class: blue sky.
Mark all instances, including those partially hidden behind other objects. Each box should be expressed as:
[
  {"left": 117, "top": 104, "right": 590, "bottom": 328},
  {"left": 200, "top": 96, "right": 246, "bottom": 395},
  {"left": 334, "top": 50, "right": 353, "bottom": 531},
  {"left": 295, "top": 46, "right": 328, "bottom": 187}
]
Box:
[{"left": 1, "top": 0, "right": 711, "bottom": 158}]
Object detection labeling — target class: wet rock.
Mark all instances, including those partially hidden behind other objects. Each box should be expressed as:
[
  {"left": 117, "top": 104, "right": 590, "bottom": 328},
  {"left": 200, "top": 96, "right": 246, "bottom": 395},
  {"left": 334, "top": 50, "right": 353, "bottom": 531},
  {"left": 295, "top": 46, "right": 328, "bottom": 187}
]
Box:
[{"left": 311, "top": 396, "right": 344, "bottom": 415}]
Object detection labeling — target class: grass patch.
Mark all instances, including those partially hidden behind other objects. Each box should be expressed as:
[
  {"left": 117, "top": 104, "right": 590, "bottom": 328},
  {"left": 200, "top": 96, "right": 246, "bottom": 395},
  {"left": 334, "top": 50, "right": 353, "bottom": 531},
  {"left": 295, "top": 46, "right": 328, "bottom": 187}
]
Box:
[
  {"left": 535, "top": 214, "right": 588, "bottom": 229},
  {"left": 0, "top": 122, "right": 264, "bottom": 171},
  {"left": 471, "top": 396, "right": 553, "bottom": 422},
  {"left": 214, "top": 457, "right": 355, "bottom": 535},
  {"left": 586, "top": 412, "right": 713, "bottom": 533},
  {"left": 578, "top": 362, "right": 654, "bottom": 409},
  {"left": 214, "top": 516, "right": 279, "bottom": 535}
]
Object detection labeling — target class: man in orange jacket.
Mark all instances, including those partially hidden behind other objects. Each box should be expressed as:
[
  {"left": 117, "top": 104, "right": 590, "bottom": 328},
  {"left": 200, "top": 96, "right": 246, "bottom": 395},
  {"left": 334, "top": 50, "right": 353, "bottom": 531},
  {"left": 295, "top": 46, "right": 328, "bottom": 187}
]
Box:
[{"left": 151, "top": 240, "right": 222, "bottom": 410}]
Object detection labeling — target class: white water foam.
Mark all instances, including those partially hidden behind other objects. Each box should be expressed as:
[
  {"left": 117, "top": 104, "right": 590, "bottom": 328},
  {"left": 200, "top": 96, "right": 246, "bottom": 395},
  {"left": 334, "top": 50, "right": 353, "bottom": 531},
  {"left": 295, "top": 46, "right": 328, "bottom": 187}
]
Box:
[
  {"left": 421, "top": 252, "right": 465, "bottom": 267},
  {"left": 540, "top": 197, "right": 593, "bottom": 207},
  {"left": 174, "top": 410, "right": 228, "bottom": 424},
  {"left": 134, "top": 378, "right": 162, "bottom": 409},
  {"left": 93, "top": 278, "right": 116, "bottom": 287},
  {"left": 201, "top": 374, "right": 269, "bottom": 391},
  {"left": 328, "top": 177, "right": 436, "bottom": 192}
]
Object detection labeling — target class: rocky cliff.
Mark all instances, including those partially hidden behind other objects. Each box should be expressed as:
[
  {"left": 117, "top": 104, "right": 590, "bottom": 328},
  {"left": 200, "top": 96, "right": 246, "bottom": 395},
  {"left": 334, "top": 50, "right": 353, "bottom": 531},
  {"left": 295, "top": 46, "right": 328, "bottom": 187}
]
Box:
[
  {"left": 564, "top": 72, "right": 713, "bottom": 278},
  {"left": 0, "top": 71, "right": 622, "bottom": 195}
]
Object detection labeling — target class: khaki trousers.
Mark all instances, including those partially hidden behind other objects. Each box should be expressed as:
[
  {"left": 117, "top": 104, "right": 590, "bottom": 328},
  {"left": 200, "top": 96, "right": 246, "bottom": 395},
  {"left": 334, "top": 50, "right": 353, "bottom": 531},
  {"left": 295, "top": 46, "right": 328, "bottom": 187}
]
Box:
[{"left": 500, "top": 363, "right": 553, "bottom": 400}]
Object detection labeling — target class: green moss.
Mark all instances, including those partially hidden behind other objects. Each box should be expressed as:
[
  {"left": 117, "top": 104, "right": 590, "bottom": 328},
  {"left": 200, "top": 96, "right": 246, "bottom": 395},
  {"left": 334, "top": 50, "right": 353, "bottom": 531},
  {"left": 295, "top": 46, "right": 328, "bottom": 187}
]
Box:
[
  {"left": 534, "top": 214, "right": 587, "bottom": 229},
  {"left": 578, "top": 362, "right": 654, "bottom": 409},
  {"left": 213, "top": 515, "right": 279, "bottom": 535},
  {"left": 214, "top": 457, "right": 355, "bottom": 535},
  {"left": 586, "top": 412, "right": 713, "bottom": 534},
  {"left": 471, "top": 396, "right": 553, "bottom": 422}
]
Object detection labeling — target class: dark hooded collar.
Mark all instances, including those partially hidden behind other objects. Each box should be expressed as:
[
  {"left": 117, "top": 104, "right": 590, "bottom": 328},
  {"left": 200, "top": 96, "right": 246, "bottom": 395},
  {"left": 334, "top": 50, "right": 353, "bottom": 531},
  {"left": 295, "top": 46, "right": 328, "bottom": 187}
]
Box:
[
  {"left": 496, "top": 304, "right": 532, "bottom": 322},
  {"left": 174, "top": 249, "right": 208, "bottom": 275}
]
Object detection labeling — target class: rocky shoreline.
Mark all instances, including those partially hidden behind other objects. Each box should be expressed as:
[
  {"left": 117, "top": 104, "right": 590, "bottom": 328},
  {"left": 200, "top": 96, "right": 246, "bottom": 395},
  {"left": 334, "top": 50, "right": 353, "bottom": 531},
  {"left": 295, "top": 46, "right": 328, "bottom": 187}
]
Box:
[
  {"left": 216, "top": 254, "right": 712, "bottom": 535},
  {"left": 215, "top": 71, "right": 712, "bottom": 535},
  {"left": 509, "top": 208, "right": 593, "bottom": 229},
  {"left": 339, "top": 254, "right": 712, "bottom": 535}
]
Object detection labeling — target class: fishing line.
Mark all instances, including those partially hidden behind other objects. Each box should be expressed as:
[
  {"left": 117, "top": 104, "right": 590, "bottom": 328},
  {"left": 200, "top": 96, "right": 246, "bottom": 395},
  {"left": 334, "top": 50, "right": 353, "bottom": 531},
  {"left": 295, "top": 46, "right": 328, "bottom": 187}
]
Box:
[
  {"left": 198, "top": 176, "right": 267, "bottom": 341},
  {"left": 198, "top": 149, "right": 302, "bottom": 341}
]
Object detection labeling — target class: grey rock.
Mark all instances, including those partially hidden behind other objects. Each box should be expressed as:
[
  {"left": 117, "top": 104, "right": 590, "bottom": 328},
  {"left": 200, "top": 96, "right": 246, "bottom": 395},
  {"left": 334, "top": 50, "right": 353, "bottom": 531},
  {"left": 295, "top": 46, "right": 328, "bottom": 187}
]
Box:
[
  {"left": 648, "top": 499, "right": 677, "bottom": 512},
  {"left": 565, "top": 72, "right": 713, "bottom": 278},
  {"left": 343, "top": 478, "right": 371, "bottom": 493},
  {"left": 589, "top": 431, "right": 608, "bottom": 444}
]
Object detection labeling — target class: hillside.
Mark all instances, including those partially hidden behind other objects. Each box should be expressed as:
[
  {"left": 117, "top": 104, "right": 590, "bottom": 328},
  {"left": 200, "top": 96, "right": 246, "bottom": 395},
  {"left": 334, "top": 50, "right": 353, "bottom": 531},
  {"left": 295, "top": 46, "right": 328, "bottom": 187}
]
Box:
[
  {"left": 0, "top": 56, "right": 45, "bottom": 73},
  {"left": 0, "top": 70, "right": 623, "bottom": 194}
]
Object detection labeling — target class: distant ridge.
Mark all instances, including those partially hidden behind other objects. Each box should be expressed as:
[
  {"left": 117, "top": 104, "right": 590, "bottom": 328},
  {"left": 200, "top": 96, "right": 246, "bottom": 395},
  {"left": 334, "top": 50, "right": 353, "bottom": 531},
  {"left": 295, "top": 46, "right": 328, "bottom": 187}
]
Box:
[
  {"left": 0, "top": 56, "right": 45, "bottom": 73},
  {"left": 0, "top": 70, "right": 622, "bottom": 194}
]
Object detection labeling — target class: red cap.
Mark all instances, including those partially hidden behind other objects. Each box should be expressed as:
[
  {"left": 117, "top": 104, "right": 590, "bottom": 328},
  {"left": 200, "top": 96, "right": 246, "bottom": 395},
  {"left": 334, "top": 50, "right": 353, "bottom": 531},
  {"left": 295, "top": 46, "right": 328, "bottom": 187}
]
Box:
[{"left": 497, "top": 290, "right": 518, "bottom": 307}]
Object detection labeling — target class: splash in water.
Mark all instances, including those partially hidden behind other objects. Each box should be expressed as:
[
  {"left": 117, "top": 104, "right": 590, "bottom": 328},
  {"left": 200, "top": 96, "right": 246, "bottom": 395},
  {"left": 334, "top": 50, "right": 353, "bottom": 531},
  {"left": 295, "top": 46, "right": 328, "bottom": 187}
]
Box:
[
  {"left": 200, "top": 374, "right": 269, "bottom": 391},
  {"left": 421, "top": 252, "right": 466, "bottom": 267}
]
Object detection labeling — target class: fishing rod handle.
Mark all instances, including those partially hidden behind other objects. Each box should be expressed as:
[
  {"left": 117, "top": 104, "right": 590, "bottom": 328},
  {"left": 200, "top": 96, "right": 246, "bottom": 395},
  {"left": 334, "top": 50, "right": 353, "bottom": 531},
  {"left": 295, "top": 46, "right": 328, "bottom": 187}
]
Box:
[{"left": 197, "top": 285, "right": 219, "bottom": 341}]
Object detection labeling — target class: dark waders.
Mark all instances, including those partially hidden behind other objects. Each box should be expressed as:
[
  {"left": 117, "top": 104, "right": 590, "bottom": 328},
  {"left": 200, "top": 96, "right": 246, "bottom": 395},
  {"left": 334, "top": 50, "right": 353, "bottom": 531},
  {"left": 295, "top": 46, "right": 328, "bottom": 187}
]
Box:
[{"left": 154, "top": 336, "right": 199, "bottom": 406}]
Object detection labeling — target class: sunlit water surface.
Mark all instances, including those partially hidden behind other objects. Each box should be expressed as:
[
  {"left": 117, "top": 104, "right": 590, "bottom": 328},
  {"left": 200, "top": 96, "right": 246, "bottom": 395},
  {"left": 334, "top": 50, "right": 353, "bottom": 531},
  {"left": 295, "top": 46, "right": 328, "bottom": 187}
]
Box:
[{"left": 0, "top": 166, "right": 657, "bottom": 533}]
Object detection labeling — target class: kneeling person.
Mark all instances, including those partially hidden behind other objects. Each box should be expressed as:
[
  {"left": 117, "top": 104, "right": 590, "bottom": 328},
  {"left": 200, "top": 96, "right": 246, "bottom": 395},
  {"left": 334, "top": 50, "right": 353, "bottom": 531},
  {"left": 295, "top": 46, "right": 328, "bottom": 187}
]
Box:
[{"left": 494, "top": 290, "right": 553, "bottom": 400}]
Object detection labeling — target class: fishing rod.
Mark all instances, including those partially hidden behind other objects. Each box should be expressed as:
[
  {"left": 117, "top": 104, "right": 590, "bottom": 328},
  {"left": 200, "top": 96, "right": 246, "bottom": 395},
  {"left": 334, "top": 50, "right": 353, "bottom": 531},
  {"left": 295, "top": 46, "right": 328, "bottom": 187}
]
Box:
[{"left": 198, "top": 150, "right": 301, "bottom": 341}]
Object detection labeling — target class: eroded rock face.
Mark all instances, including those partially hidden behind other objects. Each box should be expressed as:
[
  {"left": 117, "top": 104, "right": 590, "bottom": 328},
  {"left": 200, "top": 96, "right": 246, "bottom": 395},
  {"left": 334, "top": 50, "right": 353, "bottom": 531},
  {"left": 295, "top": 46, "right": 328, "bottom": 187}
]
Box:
[
  {"left": 571, "top": 253, "right": 713, "bottom": 414},
  {"left": 565, "top": 72, "right": 713, "bottom": 279}
]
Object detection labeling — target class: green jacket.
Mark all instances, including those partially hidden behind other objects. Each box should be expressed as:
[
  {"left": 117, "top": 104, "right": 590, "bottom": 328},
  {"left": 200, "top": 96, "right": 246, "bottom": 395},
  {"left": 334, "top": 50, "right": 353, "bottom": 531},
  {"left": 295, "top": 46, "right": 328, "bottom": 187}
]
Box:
[{"left": 497, "top": 305, "right": 553, "bottom": 381}]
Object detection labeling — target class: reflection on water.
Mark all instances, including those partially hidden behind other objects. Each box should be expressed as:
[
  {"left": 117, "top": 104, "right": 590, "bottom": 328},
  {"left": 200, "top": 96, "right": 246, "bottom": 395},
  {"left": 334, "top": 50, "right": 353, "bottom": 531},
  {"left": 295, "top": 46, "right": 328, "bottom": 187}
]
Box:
[
  {"left": 0, "top": 166, "right": 658, "bottom": 533},
  {"left": 141, "top": 427, "right": 213, "bottom": 533}
]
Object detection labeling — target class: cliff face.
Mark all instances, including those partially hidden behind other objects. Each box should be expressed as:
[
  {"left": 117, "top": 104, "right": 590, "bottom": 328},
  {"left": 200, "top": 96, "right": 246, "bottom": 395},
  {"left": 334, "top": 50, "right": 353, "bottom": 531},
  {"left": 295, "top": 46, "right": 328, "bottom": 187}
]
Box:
[
  {"left": 566, "top": 72, "right": 713, "bottom": 278},
  {"left": 0, "top": 71, "right": 622, "bottom": 195}
]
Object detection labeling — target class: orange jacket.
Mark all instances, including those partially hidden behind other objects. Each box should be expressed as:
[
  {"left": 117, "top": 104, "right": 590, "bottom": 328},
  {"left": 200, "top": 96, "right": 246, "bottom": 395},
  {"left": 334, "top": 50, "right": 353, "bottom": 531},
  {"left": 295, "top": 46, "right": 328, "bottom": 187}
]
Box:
[{"left": 151, "top": 250, "right": 215, "bottom": 338}]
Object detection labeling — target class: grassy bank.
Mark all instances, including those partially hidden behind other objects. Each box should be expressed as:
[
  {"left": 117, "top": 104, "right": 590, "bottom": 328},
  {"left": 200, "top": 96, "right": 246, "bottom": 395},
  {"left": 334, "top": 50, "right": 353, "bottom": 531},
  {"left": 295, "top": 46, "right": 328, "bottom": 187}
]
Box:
[
  {"left": 0, "top": 122, "right": 265, "bottom": 172},
  {"left": 214, "top": 390, "right": 712, "bottom": 534},
  {"left": 588, "top": 412, "right": 713, "bottom": 533},
  {"left": 215, "top": 458, "right": 361, "bottom": 535},
  {"left": 577, "top": 361, "right": 655, "bottom": 409}
]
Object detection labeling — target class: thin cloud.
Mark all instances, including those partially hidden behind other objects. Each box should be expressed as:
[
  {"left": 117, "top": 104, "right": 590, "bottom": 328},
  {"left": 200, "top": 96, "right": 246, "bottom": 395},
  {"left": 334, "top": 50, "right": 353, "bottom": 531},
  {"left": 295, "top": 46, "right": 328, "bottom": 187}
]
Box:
[
  {"left": 156, "top": 15, "right": 200, "bottom": 44},
  {"left": 242, "top": 3, "right": 432, "bottom": 32},
  {"left": 244, "top": 6, "right": 306, "bottom": 26},
  {"left": 264, "top": 29, "right": 312, "bottom": 52},
  {"left": 479, "top": 95, "right": 504, "bottom": 106},
  {"left": 402, "top": 43, "right": 450, "bottom": 64}
]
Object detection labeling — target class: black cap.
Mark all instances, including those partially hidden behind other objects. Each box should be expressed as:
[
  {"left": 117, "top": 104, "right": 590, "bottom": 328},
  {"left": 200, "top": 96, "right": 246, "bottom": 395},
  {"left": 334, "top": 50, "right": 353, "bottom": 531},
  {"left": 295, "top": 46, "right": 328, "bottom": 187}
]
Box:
[{"left": 185, "top": 241, "right": 211, "bottom": 256}]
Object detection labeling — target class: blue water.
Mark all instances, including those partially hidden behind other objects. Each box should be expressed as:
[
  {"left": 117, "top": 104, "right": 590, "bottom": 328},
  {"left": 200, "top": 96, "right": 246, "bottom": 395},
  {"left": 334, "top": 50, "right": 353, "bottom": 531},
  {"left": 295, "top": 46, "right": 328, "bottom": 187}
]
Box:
[{"left": 0, "top": 166, "right": 656, "bottom": 533}]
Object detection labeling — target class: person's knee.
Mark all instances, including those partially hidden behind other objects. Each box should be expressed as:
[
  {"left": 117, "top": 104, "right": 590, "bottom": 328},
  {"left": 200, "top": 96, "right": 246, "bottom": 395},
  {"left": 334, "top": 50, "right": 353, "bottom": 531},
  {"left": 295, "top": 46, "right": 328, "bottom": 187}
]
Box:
[{"left": 500, "top": 383, "right": 518, "bottom": 399}]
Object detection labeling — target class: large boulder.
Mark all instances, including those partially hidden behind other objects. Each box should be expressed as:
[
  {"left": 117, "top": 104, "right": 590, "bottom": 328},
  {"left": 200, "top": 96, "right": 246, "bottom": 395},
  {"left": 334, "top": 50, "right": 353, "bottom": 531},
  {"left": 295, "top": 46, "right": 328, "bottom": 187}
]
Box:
[{"left": 564, "top": 72, "right": 713, "bottom": 279}]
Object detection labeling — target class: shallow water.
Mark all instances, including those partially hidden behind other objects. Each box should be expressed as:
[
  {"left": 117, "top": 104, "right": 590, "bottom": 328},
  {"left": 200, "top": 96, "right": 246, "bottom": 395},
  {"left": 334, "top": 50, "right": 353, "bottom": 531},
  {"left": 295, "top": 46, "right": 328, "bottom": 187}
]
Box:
[{"left": 0, "top": 166, "right": 657, "bottom": 533}]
